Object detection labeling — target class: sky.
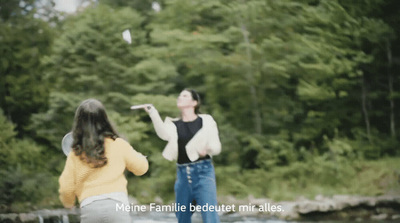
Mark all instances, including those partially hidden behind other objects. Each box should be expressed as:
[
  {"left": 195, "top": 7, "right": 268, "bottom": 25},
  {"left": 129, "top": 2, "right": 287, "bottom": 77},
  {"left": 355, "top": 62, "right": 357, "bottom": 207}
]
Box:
[
  {"left": 54, "top": 0, "right": 80, "bottom": 13},
  {"left": 53, "top": 0, "right": 162, "bottom": 13}
]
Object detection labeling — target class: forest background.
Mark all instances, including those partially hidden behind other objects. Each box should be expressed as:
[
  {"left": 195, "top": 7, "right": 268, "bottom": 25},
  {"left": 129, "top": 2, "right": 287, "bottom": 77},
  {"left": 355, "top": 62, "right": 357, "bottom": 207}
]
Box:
[{"left": 1, "top": 0, "right": 399, "bottom": 213}]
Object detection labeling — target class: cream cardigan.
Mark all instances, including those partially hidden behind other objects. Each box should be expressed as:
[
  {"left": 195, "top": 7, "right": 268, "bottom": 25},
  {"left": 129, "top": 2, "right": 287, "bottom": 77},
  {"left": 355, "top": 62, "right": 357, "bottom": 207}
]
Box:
[{"left": 148, "top": 108, "right": 221, "bottom": 161}]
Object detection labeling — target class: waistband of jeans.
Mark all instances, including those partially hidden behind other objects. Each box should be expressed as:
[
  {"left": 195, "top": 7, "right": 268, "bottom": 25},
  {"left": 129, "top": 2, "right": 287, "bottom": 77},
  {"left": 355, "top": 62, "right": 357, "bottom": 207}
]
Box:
[
  {"left": 80, "top": 192, "right": 128, "bottom": 208},
  {"left": 176, "top": 158, "right": 212, "bottom": 167}
]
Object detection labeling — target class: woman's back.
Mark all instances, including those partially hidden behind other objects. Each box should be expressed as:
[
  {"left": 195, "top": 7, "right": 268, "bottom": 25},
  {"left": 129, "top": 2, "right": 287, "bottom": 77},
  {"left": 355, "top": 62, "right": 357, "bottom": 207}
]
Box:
[{"left": 60, "top": 137, "right": 148, "bottom": 205}]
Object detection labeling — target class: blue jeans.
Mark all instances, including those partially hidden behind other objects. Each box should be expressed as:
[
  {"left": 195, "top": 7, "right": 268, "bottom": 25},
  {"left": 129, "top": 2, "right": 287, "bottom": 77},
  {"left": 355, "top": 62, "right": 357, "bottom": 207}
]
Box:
[{"left": 175, "top": 159, "right": 220, "bottom": 223}]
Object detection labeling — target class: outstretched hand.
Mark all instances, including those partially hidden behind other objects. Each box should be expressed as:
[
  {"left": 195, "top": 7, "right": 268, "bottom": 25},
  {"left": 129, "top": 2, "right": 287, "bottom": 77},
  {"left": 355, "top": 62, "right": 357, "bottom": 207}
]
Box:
[
  {"left": 131, "top": 104, "right": 154, "bottom": 112},
  {"left": 143, "top": 104, "right": 154, "bottom": 113}
]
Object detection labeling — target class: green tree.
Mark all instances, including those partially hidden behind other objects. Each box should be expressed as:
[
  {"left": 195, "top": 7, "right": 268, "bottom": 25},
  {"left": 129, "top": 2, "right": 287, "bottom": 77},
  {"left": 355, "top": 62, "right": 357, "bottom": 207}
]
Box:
[
  {"left": 339, "top": 0, "right": 399, "bottom": 152},
  {"left": 0, "top": 0, "right": 54, "bottom": 134},
  {"left": 35, "top": 4, "right": 180, "bottom": 146},
  {"left": 0, "top": 109, "right": 55, "bottom": 212}
]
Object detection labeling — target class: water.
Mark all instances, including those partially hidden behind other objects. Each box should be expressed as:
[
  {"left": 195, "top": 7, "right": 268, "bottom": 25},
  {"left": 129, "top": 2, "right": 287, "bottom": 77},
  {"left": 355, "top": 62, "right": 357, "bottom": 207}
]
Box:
[
  {"left": 25, "top": 212, "right": 400, "bottom": 223},
  {"left": 130, "top": 212, "right": 399, "bottom": 223},
  {"left": 132, "top": 211, "right": 293, "bottom": 222},
  {"left": 26, "top": 208, "right": 400, "bottom": 223}
]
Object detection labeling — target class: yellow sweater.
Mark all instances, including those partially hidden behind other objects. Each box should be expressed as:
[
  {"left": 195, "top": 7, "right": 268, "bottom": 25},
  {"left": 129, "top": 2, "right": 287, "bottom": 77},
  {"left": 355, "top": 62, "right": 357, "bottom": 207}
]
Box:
[{"left": 58, "top": 138, "right": 148, "bottom": 208}]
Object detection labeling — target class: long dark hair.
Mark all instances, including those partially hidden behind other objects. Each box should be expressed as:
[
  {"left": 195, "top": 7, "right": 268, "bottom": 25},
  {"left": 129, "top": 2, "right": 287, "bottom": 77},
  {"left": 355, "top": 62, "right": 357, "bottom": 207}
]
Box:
[
  {"left": 71, "top": 99, "right": 118, "bottom": 168},
  {"left": 184, "top": 88, "right": 201, "bottom": 114}
]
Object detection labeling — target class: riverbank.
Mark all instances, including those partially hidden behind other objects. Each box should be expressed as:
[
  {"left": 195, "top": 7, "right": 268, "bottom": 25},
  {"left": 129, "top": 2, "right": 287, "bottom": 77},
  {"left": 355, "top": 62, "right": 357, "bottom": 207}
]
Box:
[
  {"left": 1, "top": 158, "right": 399, "bottom": 222},
  {"left": 218, "top": 194, "right": 400, "bottom": 221},
  {"left": 1, "top": 194, "right": 399, "bottom": 222},
  {"left": 213, "top": 157, "right": 400, "bottom": 202}
]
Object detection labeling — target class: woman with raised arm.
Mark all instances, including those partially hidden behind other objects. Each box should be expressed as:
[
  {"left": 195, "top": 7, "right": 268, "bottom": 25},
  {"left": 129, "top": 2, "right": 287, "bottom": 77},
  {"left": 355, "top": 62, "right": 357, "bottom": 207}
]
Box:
[
  {"left": 59, "top": 99, "right": 148, "bottom": 223},
  {"left": 145, "top": 89, "right": 221, "bottom": 223}
]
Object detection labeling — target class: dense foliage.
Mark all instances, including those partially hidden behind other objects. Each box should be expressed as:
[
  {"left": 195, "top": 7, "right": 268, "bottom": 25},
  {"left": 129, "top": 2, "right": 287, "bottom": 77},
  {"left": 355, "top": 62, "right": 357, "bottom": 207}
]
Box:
[{"left": 1, "top": 0, "right": 399, "bottom": 212}]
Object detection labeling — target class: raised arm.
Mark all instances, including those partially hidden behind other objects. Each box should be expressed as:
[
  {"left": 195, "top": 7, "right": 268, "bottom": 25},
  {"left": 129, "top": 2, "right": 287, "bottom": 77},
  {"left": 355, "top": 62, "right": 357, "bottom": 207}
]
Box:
[{"left": 145, "top": 105, "right": 172, "bottom": 141}]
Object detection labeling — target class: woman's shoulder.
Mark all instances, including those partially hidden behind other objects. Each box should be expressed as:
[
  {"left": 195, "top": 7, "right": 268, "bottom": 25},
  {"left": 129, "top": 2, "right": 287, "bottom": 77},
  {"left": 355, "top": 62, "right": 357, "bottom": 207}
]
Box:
[
  {"left": 198, "top": 114, "right": 211, "bottom": 117},
  {"left": 165, "top": 116, "right": 180, "bottom": 122},
  {"left": 114, "top": 137, "right": 130, "bottom": 144},
  {"left": 198, "top": 114, "right": 215, "bottom": 121},
  {"left": 106, "top": 137, "right": 131, "bottom": 149}
]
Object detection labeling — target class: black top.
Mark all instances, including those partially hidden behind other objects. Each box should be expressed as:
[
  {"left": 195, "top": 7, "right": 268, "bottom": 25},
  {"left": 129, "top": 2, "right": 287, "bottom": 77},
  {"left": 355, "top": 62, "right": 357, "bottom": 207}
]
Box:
[{"left": 173, "top": 116, "right": 211, "bottom": 164}]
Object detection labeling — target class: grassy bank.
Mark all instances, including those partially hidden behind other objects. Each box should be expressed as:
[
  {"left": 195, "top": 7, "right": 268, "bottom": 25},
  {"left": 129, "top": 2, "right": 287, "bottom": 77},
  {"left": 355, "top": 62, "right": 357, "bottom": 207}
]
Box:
[
  {"left": 128, "top": 157, "right": 400, "bottom": 203},
  {"left": 215, "top": 157, "right": 400, "bottom": 201},
  {"left": 5, "top": 157, "right": 399, "bottom": 213}
]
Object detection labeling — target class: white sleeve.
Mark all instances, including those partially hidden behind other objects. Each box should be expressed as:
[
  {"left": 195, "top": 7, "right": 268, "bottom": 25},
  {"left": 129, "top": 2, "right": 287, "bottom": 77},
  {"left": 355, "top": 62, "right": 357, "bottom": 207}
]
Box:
[
  {"left": 148, "top": 108, "right": 172, "bottom": 141},
  {"left": 206, "top": 117, "right": 221, "bottom": 156}
]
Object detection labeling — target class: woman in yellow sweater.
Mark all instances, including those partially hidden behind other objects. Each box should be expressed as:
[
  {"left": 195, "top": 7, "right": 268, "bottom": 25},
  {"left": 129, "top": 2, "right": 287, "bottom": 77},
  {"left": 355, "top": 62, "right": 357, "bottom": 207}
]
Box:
[{"left": 59, "top": 99, "right": 148, "bottom": 223}]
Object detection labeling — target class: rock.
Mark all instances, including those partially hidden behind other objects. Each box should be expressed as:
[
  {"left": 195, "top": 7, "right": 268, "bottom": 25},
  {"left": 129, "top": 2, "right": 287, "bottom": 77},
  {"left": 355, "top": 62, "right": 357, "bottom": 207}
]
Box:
[
  {"left": 1, "top": 195, "right": 399, "bottom": 222},
  {"left": 128, "top": 196, "right": 138, "bottom": 205},
  {"left": 296, "top": 200, "right": 321, "bottom": 214},
  {"left": 332, "top": 195, "right": 354, "bottom": 209},
  {"left": 18, "top": 213, "right": 37, "bottom": 222},
  {"left": 154, "top": 196, "right": 163, "bottom": 204},
  {"left": 276, "top": 201, "right": 299, "bottom": 220},
  {"left": 254, "top": 194, "right": 400, "bottom": 221},
  {"left": 218, "top": 195, "right": 246, "bottom": 206},
  {"left": 295, "top": 196, "right": 308, "bottom": 202},
  {"left": 371, "top": 213, "right": 388, "bottom": 220},
  {"left": 392, "top": 214, "right": 400, "bottom": 220},
  {"left": 314, "top": 194, "right": 325, "bottom": 201},
  {"left": 247, "top": 195, "right": 272, "bottom": 206},
  {"left": 0, "top": 213, "right": 18, "bottom": 222},
  {"left": 219, "top": 195, "right": 236, "bottom": 204}
]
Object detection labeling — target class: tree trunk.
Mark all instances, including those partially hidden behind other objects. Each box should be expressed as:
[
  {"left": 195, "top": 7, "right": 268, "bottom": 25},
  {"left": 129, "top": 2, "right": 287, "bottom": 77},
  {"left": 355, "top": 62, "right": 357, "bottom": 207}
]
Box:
[
  {"left": 0, "top": 70, "right": 11, "bottom": 121},
  {"left": 240, "top": 21, "right": 262, "bottom": 134},
  {"left": 361, "top": 75, "right": 372, "bottom": 143},
  {"left": 386, "top": 40, "right": 396, "bottom": 138}
]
